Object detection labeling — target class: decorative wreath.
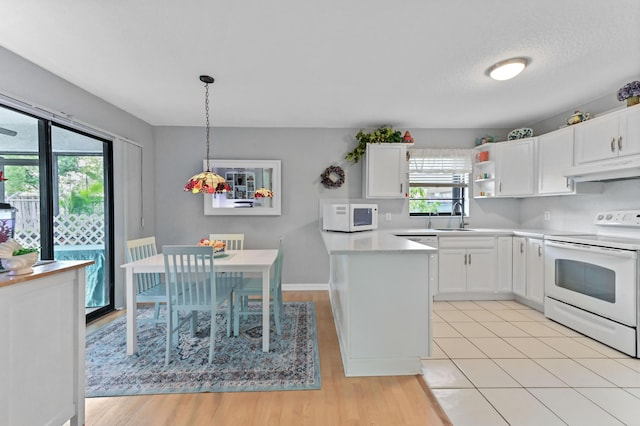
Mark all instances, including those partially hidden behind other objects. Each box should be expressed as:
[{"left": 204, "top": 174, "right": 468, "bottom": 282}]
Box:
[{"left": 321, "top": 165, "right": 345, "bottom": 188}]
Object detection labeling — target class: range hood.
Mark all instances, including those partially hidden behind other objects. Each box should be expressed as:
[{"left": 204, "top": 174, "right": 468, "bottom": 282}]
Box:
[{"left": 565, "top": 156, "right": 640, "bottom": 182}]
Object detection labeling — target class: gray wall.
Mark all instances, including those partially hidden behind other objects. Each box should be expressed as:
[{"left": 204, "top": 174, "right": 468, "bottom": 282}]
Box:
[
  {"left": 4, "top": 42, "right": 636, "bottom": 289},
  {"left": 154, "top": 127, "right": 515, "bottom": 285}
]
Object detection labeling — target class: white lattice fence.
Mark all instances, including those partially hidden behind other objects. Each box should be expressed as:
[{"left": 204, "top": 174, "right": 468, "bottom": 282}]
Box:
[{"left": 14, "top": 214, "right": 105, "bottom": 247}]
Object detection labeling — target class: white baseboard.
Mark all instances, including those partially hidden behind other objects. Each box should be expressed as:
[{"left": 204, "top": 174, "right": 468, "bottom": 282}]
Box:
[{"left": 282, "top": 283, "right": 329, "bottom": 291}]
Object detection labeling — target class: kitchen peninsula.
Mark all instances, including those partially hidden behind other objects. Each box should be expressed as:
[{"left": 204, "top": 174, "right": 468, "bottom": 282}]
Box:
[
  {"left": 0, "top": 260, "right": 92, "bottom": 426},
  {"left": 321, "top": 230, "right": 435, "bottom": 376}
]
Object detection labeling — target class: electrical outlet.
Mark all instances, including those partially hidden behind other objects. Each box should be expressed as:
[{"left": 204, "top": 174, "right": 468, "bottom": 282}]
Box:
[
  {"left": 544, "top": 211, "right": 551, "bottom": 221},
  {"left": 385, "top": 212, "right": 392, "bottom": 222}
]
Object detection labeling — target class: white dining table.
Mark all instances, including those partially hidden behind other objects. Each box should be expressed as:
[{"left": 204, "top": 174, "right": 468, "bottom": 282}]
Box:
[{"left": 121, "top": 249, "right": 278, "bottom": 355}]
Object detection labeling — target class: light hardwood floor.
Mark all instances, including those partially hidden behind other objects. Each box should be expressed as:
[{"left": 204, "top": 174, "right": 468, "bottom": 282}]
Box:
[{"left": 85, "top": 291, "right": 450, "bottom": 426}]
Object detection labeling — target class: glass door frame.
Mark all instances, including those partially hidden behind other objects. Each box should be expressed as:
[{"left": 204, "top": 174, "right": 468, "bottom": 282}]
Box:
[{"left": 0, "top": 104, "right": 115, "bottom": 322}]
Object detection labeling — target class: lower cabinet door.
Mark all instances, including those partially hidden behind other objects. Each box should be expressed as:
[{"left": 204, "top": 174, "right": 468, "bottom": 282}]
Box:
[
  {"left": 438, "top": 249, "right": 467, "bottom": 293},
  {"left": 512, "top": 237, "right": 527, "bottom": 297},
  {"left": 466, "top": 248, "right": 497, "bottom": 292},
  {"left": 526, "top": 238, "right": 545, "bottom": 304}
]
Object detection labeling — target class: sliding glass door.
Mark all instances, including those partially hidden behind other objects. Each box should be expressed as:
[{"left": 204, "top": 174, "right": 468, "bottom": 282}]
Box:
[{"left": 0, "top": 105, "right": 114, "bottom": 321}]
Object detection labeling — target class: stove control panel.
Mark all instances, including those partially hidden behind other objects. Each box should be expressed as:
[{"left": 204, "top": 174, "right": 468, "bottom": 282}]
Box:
[{"left": 595, "top": 210, "right": 640, "bottom": 227}]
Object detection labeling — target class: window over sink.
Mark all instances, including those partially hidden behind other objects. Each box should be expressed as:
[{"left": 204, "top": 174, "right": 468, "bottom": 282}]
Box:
[{"left": 408, "top": 148, "right": 471, "bottom": 217}]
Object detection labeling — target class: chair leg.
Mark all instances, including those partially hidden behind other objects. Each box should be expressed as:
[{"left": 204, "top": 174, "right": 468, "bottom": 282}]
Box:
[
  {"left": 190, "top": 311, "right": 198, "bottom": 338},
  {"left": 241, "top": 295, "right": 249, "bottom": 320},
  {"left": 274, "top": 298, "right": 282, "bottom": 335},
  {"left": 165, "top": 309, "right": 173, "bottom": 366},
  {"left": 233, "top": 292, "right": 241, "bottom": 337},
  {"left": 154, "top": 302, "right": 161, "bottom": 321},
  {"left": 226, "top": 297, "right": 232, "bottom": 337},
  {"left": 209, "top": 310, "right": 216, "bottom": 364}
]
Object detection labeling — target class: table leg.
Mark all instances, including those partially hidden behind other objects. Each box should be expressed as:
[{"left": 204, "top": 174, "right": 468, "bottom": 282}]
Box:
[
  {"left": 125, "top": 267, "right": 137, "bottom": 355},
  {"left": 262, "top": 265, "right": 270, "bottom": 352}
]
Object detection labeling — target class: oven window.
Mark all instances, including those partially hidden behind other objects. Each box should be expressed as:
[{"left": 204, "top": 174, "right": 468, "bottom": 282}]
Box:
[{"left": 555, "top": 259, "right": 615, "bottom": 303}]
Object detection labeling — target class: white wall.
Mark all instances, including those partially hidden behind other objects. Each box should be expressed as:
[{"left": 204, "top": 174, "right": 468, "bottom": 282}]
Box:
[{"left": 0, "top": 47, "right": 156, "bottom": 308}]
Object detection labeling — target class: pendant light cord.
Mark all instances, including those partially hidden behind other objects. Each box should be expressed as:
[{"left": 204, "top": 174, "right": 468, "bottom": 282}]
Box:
[{"left": 204, "top": 81, "right": 211, "bottom": 172}]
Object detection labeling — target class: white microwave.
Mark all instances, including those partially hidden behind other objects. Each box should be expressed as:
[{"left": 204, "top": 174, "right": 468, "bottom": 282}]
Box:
[{"left": 322, "top": 203, "right": 378, "bottom": 232}]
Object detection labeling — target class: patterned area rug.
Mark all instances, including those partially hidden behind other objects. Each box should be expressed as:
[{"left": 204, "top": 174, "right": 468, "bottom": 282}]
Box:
[{"left": 86, "top": 302, "right": 321, "bottom": 396}]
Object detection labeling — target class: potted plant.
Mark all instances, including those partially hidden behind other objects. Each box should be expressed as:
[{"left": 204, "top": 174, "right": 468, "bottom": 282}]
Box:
[
  {"left": 345, "top": 126, "right": 404, "bottom": 163},
  {"left": 617, "top": 81, "right": 640, "bottom": 107}
]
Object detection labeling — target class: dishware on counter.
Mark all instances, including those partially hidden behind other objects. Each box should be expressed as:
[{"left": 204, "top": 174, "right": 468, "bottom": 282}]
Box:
[
  {"left": 475, "top": 151, "right": 489, "bottom": 162},
  {"left": 566, "top": 110, "right": 591, "bottom": 125},
  {"left": 507, "top": 127, "right": 533, "bottom": 140}
]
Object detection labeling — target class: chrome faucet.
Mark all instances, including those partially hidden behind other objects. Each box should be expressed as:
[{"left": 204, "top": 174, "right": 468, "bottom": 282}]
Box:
[
  {"left": 427, "top": 211, "right": 433, "bottom": 229},
  {"left": 452, "top": 201, "right": 465, "bottom": 229}
]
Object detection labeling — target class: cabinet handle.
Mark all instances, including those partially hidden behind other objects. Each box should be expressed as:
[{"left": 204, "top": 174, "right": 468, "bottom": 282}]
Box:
[
  {"left": 464, "top": 254, "right": 467, "bottom": 265},
  {"left": 499, "top": 182, "right": 502, "bottom": 192},
  {"left": 538, "top": 245, "right": 542, "bottom": 257},
  {"left": 468, "top": 253, "right": 471, "bottom": 264},
  {"left": 520, "top": 242, "right": 524, "bottom": 253},
  {"left": 611, "top": 137, "right": 616, "bottom": 152},
  {"left": 566, "top": 177, "right": 570, "bottom": 188},
  {"left": 618, "top": 136, "right": 623, "bottom": 151}
]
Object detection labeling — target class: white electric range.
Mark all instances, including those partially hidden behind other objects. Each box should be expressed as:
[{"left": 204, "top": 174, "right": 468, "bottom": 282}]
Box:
[{"left": 544, "top": 210, "right": 640, "bottom": 357}]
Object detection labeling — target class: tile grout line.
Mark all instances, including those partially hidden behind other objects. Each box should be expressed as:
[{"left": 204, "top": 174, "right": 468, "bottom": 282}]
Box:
[{"left": 427, "top": 300, "right": 640, "bottom": 425}]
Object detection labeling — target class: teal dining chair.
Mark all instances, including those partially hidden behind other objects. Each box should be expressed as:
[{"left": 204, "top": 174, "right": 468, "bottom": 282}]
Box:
[
  {"left": 232, "top": 236, "right": 285, "bottom": 337},
  {"left": 208, "top": 233, "right": 244, "bottom": 250},
  {"left": 163, "top": 245, "right": 235, "bottom": 365},
  {"left": 126, "top": 236, "right": 166, "bottom": 325}
]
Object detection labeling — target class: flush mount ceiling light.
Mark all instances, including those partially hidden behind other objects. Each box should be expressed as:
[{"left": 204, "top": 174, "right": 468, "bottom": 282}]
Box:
[
  {"left": 184, "top": 75, "right": 230, "bottom": 195},
  {"left": 487, "top": 57, "right": 529, "bottom": 81}
]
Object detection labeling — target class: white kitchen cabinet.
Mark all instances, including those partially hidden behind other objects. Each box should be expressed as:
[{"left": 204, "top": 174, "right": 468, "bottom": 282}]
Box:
[
  {"left": 472, "top": 144, "right": 496, "bottom": 198},
  {"left": 364, "top": 143, "right": 409, "bottom": 198},
  {"left": 512, "top": 236, "right": 544, "bottom": 309},
  {"left": 526, "top": 238, "right": 545, "bottom": 305},
  {"left": 496, "top": 138, "right": 536, "bottom": 197},
  {"left": 512, "top": 236, "right": 527, "bottom": 297},
  {"left": 225, "top": 171, "right": 255, "bottom": 199},
  {"left": 574, "top": 105, "right": 640, "bottom": 164},
  {"left": 497, "top": 236, "right": 513, "bottom": 293},
  {"left": 537, "top": 127, "right": 575, "bottom": 195},
  {"left": 438, "top": 237, "right": 497, "bottom": 296},
  {"left": 0, "top": 262, "right": 89, "bottom": 426}
]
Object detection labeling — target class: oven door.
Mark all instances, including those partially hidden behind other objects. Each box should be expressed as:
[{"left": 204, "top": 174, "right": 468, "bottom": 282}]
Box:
[{"left": 545, "top": 240, "right": 638, "bottom": 327}]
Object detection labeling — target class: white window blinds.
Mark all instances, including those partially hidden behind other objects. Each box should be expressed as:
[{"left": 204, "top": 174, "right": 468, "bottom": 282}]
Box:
[{"left": 409, "top": 148, "right": 472, "bottom": 187}]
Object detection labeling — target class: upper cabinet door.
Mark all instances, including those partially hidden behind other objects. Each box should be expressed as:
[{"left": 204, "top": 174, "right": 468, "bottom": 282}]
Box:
[
  {"left": 496, "top": 138, "right": 536, "bottom": 197},
  {"left": 574, "top": 106, "right": 640, "bottom": 165},
  {"left": 618, "top": 105, "right": 640, "bottom": 158},
  {"left": 538, "top": 126, "right": 574, "bottom": 195},
  {"left": 574, "top": 113, "right": 620, "bottom": 164},
  {"left": 364, "top": 144, "right": 408, "bottom": 198}
]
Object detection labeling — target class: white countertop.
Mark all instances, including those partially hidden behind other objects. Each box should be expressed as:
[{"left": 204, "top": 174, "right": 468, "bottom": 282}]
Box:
[
  {"left": 389, "top": 228, "right": 585, "bottom": 238},
  {"left": 321, "top": 230, "right": 436, "bottom": 254},
  {"left": 321, "top": 227, "right": 587, "bottom": 255}
]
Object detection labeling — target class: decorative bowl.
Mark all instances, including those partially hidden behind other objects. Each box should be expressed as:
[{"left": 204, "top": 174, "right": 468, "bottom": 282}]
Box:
[
  {"left": 1, "top": 251, "right": 39, "bottom": 275},
  {"left": 566, "top": 110, "right": 591, "bottom": 125},
  {"left": 507, "top": 128, "right": 533, "bottom": 140}
]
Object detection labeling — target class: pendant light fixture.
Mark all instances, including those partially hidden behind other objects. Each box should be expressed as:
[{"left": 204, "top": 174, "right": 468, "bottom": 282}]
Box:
[
  {"left": 487, "top": 57, "right": 529, "bottom": 81},
  {"left": 184, "top": 75, "right": 230, "bottom": 194}
]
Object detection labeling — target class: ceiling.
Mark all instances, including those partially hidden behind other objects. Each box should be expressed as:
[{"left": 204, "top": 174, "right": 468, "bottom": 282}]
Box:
[{"left": 1, "top": 0, "right": 639, "bottom": 130}]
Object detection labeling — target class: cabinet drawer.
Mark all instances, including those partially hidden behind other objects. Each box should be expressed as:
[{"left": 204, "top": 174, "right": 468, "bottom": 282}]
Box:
[{"left": 439, "top": 237, "right": 496, "bottom": 249}]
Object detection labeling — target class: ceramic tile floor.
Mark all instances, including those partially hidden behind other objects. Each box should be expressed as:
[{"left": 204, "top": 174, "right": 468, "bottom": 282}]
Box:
[{"left": 422, "top": 300, "right": 640, "bottom": 426}]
